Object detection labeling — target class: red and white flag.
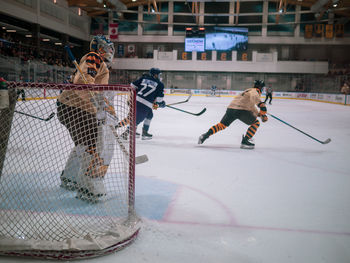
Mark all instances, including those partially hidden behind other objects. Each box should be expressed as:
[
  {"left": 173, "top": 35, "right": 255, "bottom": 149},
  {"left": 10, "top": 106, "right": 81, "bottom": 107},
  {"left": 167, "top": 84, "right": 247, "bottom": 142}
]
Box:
[{"left": 109, "top": 23, "right": 118, "bottom": 40}]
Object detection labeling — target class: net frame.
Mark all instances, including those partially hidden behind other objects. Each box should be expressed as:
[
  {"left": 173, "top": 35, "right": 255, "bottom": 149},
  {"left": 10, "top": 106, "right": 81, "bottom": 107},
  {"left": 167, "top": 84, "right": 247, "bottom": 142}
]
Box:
[{"left": 0, "top": 82, "right": 140, "bottom": 260}]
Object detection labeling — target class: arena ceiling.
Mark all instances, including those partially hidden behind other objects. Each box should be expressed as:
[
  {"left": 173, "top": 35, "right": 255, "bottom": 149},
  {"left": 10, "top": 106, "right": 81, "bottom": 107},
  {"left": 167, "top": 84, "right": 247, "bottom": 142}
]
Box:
[{"left": 66, "top": 0, "right": 350, "bottom": 24}]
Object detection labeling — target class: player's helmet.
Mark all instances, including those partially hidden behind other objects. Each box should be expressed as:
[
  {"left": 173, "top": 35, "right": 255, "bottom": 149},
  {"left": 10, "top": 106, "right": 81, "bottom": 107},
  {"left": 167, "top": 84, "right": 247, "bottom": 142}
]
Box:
[
  {"left": 90, "top": 35, "right": 115, "bottom": 62},
  {"left": 149, "top": 68, "right": 161, "bottom": 79},
  {"left": 254, "top": 80, "right": 265, "bottom": 91}
]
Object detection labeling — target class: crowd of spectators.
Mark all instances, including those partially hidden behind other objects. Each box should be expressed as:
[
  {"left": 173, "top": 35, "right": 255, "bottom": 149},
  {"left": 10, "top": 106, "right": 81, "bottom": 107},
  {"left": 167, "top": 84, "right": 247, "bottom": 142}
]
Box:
[
  {"left": 0, "top": 31, "right": 72, "bottom": 68},
  {"left": 328, "top": 62, "right": 350, "bottom": 76}
]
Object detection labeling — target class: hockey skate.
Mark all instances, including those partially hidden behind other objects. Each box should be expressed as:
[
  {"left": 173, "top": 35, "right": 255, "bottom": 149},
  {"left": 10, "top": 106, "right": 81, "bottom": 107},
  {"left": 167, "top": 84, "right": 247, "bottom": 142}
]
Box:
[
  {"left": 76, "top": 176, "right": 107, "bottom": 203},
  {"left": 60, "top": 146, "right": 86, "bottom": 191},
  {"left": 142, "top": 130, "right": 153, "bottom": 140},
  {"left": 240, "top": 135, "right": 255, "bottom": 149},
  {"left": 198, "top": 133, "right": 209, "bottom": 144},
  {"left": 60, "top": 171, "right": 79, "bottom": 191}
]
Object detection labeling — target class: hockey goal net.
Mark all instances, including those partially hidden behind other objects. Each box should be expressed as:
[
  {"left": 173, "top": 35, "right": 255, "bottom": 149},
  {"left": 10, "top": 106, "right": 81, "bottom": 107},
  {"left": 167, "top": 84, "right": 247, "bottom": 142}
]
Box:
[{"left": 0, "top": 82, "right": 140, "bottom": 259}]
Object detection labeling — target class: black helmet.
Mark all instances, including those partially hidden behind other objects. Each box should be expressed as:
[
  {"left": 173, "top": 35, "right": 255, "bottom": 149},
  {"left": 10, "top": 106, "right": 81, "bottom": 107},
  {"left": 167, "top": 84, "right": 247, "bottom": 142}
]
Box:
[
  {"left": 149, "top": 68, "right": 161, "bottom": 78},
  {"left": 254, "top": 80, "right": 265, "bottom": 90}
]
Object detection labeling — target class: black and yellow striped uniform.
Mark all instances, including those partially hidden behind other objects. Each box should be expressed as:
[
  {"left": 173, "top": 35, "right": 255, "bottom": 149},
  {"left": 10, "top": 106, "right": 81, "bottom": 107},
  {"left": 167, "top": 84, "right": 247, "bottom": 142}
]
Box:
[{"left": 205, "top": 88, "right": 267, "bottom": 140}]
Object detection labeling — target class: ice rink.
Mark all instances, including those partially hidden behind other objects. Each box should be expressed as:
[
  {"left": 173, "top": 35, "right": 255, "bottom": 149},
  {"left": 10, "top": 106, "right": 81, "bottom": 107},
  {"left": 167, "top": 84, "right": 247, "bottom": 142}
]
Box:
[{"left": 1, "top": 94, "right": 350, "bottom": 263}]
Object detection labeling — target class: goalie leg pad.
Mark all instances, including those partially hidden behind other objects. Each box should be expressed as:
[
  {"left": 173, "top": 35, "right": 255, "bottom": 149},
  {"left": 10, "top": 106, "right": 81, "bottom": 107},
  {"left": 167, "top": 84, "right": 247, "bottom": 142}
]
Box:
[
  {"left": 71, "top": 124, "right": 115, "bottom": 201},
  {"left": 76, "top": 146, "right": 107, "bottom": 202},
  {"left": 61, "top": 145, "right": 89, "bottom": 191},
  {"left": 97, "top": 124, "right": 115, "bottom": 166}
]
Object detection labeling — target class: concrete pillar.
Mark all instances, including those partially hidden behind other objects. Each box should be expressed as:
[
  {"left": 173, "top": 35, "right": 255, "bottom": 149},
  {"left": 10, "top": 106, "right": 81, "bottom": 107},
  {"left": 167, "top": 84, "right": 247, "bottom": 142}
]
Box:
[
  {"left": 229, "top": 1, "right": 235, "bottom": 25},
  {"left": 232, "top": 50, "right": 237, "bottom": 61},
  {"left": 212, "top": 50, "right": 217, "bottom": 61},
  {"left": 294, "top": 5, "right": 301, "bottom": 37},
  {"left": 31, "top": 23, "right": 40, "bottom": 53},
  {"left": 138, "top": 5, "right": 143, "bottom": 36},
  {"left": 168, "top": 1, "right": 173, "bottom": 36},
  {"left": 192, "top": 51, "right": 197, "bottom": 61},
  {"left": 262, "top": 0, "right": 268, "bottom": 37}
]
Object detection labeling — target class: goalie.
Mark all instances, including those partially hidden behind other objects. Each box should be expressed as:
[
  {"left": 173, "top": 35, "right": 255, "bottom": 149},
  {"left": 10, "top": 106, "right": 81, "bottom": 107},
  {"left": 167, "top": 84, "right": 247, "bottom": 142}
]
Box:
[
  {"left": 57, "top": 35, "right": 116, "bottom": 202},
  {"left": 198, "top": 80, "right": 268, "bottom": 149}
]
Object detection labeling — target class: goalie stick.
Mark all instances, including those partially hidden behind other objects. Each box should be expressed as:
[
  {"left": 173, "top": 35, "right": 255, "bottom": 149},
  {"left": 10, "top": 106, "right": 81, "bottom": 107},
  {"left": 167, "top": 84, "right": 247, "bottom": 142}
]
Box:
[
  {"left": 109, "top": 125, "right": 148, "bottom": 165},
  {"left": 65, "top": 45, "right": 149, "bottom": 164},
  {"left": 167, "top": 94, "right": 192, "bottom": 106},
  {"left": 166, "top": 104, "right": 206, "bottom": 116},
  {"left": 268, "top": 113, "right": 331, "bottom": 145},
  {"left": 15, "top": 111, "right": 55, "bottom": 122}
]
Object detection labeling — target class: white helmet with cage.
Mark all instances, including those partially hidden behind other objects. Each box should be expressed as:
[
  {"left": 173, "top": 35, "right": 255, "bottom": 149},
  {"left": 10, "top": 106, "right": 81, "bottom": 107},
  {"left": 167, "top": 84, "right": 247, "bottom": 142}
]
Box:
[{"left": 90, "top": 35, "right": 115, "bottom": 62}]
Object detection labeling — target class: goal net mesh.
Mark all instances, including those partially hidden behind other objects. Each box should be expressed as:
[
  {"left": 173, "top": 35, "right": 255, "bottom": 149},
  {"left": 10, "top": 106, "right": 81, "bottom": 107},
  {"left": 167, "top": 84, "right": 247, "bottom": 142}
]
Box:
[{"left": 0, "top": 82, "right": 140, "bottom": 260}]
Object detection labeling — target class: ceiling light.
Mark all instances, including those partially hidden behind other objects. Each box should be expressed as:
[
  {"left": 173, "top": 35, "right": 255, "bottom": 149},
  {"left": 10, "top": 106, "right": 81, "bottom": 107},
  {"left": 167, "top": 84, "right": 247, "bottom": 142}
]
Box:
[
  {"left": 54, "top": 42, "right": 62, "bottom": 45},
  {"left": 42, "top": 38, "right": 50, "bottom": 41},
  {"left": 2, "top": 26, "right": 6, "bottom": 29},
  {"left": 25, "top": 34, "right": 32, "bottom": 37},
  {"left": 6, "top": 29, "right": 16, "bottom": 32},
  {"left": 132, "top": 0, "right": 137, "bottom": 2}
]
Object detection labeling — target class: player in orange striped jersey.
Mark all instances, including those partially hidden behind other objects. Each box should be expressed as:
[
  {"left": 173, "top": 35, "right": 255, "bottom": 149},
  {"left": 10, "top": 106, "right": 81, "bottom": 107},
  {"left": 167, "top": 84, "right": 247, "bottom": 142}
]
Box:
[{"left": 198, "top": 80, "right": 268, "bottom": 149}]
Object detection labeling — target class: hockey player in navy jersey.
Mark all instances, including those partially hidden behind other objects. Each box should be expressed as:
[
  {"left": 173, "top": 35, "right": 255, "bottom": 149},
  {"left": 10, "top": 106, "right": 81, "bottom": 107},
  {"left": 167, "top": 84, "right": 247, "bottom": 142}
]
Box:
[{"left": 121, "top": 68, "right": 165, "bottom": 140}]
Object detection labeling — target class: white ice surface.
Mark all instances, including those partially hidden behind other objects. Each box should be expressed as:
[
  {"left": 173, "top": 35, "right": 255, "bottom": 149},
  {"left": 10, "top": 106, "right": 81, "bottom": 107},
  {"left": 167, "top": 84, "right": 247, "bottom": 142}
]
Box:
[{"left": 1, "top": 95, "right": 350, "bottom": 263}]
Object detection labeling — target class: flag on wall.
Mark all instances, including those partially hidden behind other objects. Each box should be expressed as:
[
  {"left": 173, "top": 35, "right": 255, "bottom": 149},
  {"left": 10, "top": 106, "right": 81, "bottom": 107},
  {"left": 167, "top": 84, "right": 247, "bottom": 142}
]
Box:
[{"left": 109, "top": 23, "right": 118, "bottom": 40}]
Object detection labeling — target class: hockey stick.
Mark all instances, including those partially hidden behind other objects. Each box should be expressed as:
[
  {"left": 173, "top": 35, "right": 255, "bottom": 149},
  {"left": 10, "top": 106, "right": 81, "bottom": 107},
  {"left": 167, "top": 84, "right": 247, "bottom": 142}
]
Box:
[
  {"left": 167, "top": 94, "right": 192, "bottom": 106},
  {"left": 64, "top": 46, "right": 89, "bottom": 84},
  {"left": 116, "top": 94, "right": 193, "bottom": 126},
  {"left": 15, "top": 111, "right": 55, "bottom": 121},
  {"left": 166, "top": 104, "right": 206, "bottom": 116},
  {"left": 109, "top": 126, "right": 148, "bottom": 165},
  {"left": 65, "top": 45, "right": 149, "bottom": 164},
  {"left": 267, "top": 113, "right": 331, "bottom": 144}
]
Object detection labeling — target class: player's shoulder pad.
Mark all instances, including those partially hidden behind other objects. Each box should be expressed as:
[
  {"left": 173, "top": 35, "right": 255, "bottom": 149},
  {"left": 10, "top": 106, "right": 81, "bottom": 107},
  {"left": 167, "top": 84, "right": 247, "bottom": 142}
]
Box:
[{"left": 86, "top": 52, "right": 103, "bottom": 63}]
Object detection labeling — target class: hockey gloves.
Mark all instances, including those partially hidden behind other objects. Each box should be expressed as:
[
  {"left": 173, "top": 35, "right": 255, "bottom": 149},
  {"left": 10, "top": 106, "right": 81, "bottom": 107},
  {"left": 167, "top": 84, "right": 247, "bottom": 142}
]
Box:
[
  {"left": 156, "top": 101, "right": 166, "bottom": 108},
  {"left": 257, "top": 102, "right": 268, "bottom": 122}
]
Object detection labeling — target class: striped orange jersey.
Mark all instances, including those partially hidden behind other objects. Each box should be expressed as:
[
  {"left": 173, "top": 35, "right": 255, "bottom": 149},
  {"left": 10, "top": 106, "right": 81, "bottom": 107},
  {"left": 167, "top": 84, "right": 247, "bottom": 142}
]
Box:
[
  {"left": 58, "top": 52, "right": 110, "bottom": 114},
  {"left": 73, "top": 52, "right": 109, "bottom": 85},
  {"left": 228, "top": 88, "right": 261, "bottom": 116}
]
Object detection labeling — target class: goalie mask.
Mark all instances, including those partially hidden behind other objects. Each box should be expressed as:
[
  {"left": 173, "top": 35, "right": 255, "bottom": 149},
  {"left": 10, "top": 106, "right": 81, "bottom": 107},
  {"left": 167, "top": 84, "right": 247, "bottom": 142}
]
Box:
[{"left": 90, "top": 35, "right": 115, "bottom": 63}]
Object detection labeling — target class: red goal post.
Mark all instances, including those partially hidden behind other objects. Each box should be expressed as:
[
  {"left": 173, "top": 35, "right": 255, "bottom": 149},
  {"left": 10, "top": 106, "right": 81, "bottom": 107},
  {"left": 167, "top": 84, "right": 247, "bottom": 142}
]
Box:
[{"left": 0, "top": 82, "right": 140, "bottom": 259}]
